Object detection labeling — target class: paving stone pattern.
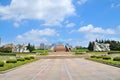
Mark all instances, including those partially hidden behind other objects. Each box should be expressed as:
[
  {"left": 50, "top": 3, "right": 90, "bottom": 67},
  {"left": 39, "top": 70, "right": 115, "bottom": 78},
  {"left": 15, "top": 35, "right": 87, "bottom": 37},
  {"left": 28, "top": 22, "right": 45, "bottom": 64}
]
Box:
[{"left": 0, "top": 58, "right": 120, "bottom": 80}]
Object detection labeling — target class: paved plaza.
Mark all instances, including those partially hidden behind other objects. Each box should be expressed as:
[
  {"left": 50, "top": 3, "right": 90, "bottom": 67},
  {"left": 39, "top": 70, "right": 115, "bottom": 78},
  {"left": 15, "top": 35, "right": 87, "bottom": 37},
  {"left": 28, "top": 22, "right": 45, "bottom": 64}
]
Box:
[{"left": 0, "top": 58, "right": 120, "bottom": 80}]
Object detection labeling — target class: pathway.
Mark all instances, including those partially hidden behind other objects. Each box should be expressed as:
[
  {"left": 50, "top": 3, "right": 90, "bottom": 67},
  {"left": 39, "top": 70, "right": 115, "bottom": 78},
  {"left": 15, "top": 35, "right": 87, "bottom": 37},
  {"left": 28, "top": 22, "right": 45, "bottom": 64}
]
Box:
[{"left": 0, "top": 58, "right": 120, "bottom": 80}]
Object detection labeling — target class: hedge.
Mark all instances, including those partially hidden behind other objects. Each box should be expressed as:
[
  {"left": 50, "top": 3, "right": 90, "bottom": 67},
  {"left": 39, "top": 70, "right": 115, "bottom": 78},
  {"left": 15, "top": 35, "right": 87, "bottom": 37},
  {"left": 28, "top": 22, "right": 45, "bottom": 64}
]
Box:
[
  {"left": 90, "top": 55, "right": 96, "bottom": 58},
  {"left": 0, "top": 60, "right": 4, "bottom": 67},
  {"left": 6, "top": 59, "right": 17, "bottom": 63},
  {"left": 30, "top": 56, "right": 35, "bottom": 59},
  {"left": 17, "top": 57, "right": 25, "bottom": 61},
  {"left": 24, "top": 57, "right": 31, "bottom": 60},
  {"left": 102, "top": 56, "right": 111, "bottom": 60},
  {"left": 113, "top": 57, "right": 120, "bottom": 61}
]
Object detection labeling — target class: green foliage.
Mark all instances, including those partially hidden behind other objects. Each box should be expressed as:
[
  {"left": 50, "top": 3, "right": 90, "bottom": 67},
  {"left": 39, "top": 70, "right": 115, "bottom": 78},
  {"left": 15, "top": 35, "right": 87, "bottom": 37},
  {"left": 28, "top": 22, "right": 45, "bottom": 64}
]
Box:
[
  {"left": 24, "top": 57, "right": 31, "bottom": 60},
  {"left": 102, "top": 56, "right": 111, "bottom": 60},
  {"left": 88, "top": 42, "right": 94, "bottom": 51},
  {"left": 32, "top": 49, "right": 50, "bottom": 54},
  {"left": 17, "top": 57, "right": 25, "bottom": 61},
  {"left": 96, "top": 56, "right": 103, "bottom": 59},
  {"left": 75, "top": 52, "right": 83, "bottom": 55},
  {"left": 89, "top": 51, "right": 108, "bottom": 54},
  {"left": 90, "top": 55, "right": 96, "bottom": 58},
  {"left": 0, "top": 53, "right": 16, "bottom": 56},
  {"left": 87, "top": 58, "right": 120, "bottom": 68},
  {"left": 0, "top": 58, "right": 38, "bottom": 71},
  {"left": 30, "top": 56, "right": 35, "bottom": 59},
  {"left": 27, "top": 43, "right": 35, "bottom": 52},
  {"left": 0, "top": 60, "right": 4, "bottom": 67},
  {"left": 108, "top": 51, "right": 120, "bottom": 54},
  {"left": 113, "top": 57, "right": 120, "bottom": 61},
  {"left": 39, "top": 53, "right": 48, "bottom": 55},
  {"left": 6, "top": 59, "right": 17, "bottom": 63}
]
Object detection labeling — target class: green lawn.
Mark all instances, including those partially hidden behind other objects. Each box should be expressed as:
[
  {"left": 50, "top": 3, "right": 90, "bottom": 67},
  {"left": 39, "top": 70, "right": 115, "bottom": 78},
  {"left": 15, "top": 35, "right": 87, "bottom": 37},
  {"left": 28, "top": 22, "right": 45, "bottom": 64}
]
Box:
[
  {"left": 32, "top": 49, "right": 50, "bottom": 53},
  {"left": 87, "top": 57, "right": 120, "bottom": 68},
  {"left": 88, "top": 51, "right": 108, "bottom": 54},
  {"left": 72, "top": 48, "right": 88, "bottom": 55}
]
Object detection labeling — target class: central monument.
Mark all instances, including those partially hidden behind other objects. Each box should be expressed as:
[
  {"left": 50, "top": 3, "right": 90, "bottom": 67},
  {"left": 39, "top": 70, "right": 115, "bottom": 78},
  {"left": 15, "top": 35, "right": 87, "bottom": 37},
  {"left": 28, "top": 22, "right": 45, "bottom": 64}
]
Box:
[{"left": 53, "top": 43, "right": 70, "bottom": 52}]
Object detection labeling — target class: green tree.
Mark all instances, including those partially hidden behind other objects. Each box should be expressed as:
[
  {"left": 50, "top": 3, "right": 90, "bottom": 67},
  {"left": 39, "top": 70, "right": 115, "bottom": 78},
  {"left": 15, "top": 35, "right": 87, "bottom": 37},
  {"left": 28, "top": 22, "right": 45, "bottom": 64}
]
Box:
[
  {"left": 88, "top": 42, "right": 94, "bottom": 51},
  {"left": 27, "top": 43, "right": 35, "bottom": 52}
]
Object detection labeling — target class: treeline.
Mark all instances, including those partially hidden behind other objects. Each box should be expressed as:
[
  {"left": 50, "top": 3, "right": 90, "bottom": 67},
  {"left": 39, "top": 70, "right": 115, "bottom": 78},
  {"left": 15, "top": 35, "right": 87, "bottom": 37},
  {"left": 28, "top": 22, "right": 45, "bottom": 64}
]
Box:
[{"left": 88, "top": 39, "right": 120, "bottom": 51}]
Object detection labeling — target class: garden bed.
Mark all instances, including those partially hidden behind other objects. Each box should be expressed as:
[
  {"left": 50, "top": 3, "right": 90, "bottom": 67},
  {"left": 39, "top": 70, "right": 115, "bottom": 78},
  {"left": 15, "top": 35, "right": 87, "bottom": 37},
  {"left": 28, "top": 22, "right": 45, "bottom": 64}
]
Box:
[
  {"left": 87, "top": 56, "right": 120, "bottom": 68},
  {"left": 0, "top": 57, "right": 38, "bottom": 71}
]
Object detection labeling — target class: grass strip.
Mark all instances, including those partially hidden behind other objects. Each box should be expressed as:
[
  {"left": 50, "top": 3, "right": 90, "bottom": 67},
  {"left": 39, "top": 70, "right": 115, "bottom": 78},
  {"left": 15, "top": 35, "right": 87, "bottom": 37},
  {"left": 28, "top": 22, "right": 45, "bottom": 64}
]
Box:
[
  {"left": 0, "top": 58, "right": 38, "bottom": 71},
  {"left": 86, "top": 58, "right": 120, "bottom": 68}
]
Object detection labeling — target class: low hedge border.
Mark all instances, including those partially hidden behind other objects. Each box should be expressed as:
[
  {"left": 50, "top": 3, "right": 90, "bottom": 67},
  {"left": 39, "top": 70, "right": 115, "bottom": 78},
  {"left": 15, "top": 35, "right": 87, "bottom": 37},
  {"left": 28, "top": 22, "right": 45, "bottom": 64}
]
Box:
[
  {"left": 0, "top": 60, "right": 4, "bottom": 67},
  {"left": 0, "top": 58, "right": 38, "bottom": 72},
  {"left": 17, "top": 57, "right": 25, "bottom": 61},
  {"left": 6, "top": 59, "right": 17, "bottom": 63},
  {"left": 86, "top": 58, "right": 120, "bottom": 68},
  {"left": 113, "top": 56, "right": 120, "bottom": 61}
]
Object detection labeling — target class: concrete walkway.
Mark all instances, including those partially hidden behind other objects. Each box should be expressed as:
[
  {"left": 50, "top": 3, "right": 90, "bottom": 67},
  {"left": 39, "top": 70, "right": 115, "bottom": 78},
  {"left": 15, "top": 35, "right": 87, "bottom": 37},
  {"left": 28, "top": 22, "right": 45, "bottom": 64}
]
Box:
[{"left": 0, "top": 58, "right": 120, "bottom": 80}]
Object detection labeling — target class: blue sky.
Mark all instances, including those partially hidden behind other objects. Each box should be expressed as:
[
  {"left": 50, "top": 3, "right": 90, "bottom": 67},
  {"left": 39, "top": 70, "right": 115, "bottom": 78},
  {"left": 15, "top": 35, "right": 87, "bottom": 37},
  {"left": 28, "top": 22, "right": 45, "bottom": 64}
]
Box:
[{"left": 0, "top": 0, "right": 120, "bottom": 47}]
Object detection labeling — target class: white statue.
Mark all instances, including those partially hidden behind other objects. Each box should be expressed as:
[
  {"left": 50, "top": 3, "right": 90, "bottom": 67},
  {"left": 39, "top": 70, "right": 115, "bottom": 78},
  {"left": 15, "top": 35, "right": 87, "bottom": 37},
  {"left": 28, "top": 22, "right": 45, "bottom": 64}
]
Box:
[
  {"left": 12, "top": 44, "right": 29, "bottom": 53},
  {"left": 93, "top": 42, "right": 110, "bottom": 51}
]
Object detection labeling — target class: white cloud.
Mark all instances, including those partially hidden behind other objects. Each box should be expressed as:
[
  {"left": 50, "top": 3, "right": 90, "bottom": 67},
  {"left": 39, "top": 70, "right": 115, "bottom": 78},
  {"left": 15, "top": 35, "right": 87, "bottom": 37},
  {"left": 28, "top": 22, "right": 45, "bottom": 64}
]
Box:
[
  {"left": 69, "top": 30, "right": 77, "bottom": 34},
  {"left": 111, "top": 3, "right": 120, "bottom": 8},
  {"left": 77, "top": 0, "right": 88, "bottom": 5},
  {"left": 85, "top": 34, "right": 104, "bottom": 41},
  {"left": 0, "top": 0, "right": 75, "bottom": 26},
  {"left": 117, "top": 25, "right": 120, "bottom": 30},
  {"left": 66, "top": 23, "right": 75, "bottom": 28},
  {"left": 16, "top": 28, "right": 59, "bottom": 43},
  {"left": 78, "top": 24, "right": 115, "bottom": 34},
  {"left": 13, "top": 22, "right": 19, "bottom": 27}
]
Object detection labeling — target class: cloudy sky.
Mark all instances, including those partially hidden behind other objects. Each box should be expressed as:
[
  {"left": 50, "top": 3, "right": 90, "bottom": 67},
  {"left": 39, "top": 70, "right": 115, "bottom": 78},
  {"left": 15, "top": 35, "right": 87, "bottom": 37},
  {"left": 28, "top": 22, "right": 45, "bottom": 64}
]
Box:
[{"left": 0, "top": 0, "right": 120, "bottom": 47}]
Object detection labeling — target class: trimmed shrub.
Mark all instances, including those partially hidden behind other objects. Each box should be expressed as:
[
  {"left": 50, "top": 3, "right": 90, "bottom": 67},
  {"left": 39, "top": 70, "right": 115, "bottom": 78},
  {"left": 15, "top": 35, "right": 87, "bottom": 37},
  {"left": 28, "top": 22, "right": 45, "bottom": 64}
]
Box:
[
  {"left": 113, "top": 57, "right": 120, "bottom": 61},
  {"left": 24, "top": 57, "right": 31, "bottom": 60},
  {"left": 6, "top": 59, "right": 17, "bottom": 63},
  {"left": 0, "top": 60, "right": 4, "bottom": 67},
  {"left": 17, "top": 57, "right": 25, "bottom": 61},
  {"left": 0, "top": 53, "right": 16, "bottom": 56},
  {"left": 90, "top": 55, "right": 96, "bottom": 58},
  {"left": 30, "top": 56, "right": 35, "bottom": 59},
  {"left": 96, "top": 56, "right": 102, "bottom": 59},
  {"left": 75, "top": 52, "right": 83, "bottom": 55},
  {"left": 102, "top": 56, "right": 111, "bottom": 60}
]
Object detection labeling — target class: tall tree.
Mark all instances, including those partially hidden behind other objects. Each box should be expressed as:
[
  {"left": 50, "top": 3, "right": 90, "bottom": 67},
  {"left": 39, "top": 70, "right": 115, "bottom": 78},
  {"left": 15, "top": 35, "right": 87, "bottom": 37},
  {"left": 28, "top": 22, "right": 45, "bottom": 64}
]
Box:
[
  {"left": 27, "top": 43, "right": 35, "bottom": 52},
  {"left": 88, "top": 42, "right": 94, "bottom": 51}
]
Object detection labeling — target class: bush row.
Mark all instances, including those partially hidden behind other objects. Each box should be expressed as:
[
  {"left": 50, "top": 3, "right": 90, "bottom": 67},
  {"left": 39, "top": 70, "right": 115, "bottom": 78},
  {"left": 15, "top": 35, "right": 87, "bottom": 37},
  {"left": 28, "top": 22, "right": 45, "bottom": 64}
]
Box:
[
  {"left": 0, "top": 60, "right": 4, "bottom": 67},
  {"left": 113, "top": 57, "right": 120, "bottom": 61},
  {"left": 0, "top": 56, "right": 35, "bottom": 67},
  {"left": 90, "top": 55, "right": 120, "bottom": 61}
]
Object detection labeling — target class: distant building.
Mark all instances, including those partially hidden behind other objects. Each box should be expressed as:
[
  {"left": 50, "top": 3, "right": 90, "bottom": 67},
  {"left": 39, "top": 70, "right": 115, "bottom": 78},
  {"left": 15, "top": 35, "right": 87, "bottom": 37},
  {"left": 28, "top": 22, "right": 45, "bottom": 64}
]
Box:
[{"left": 40, "top": 43, "right": 45, "bottom": 50}]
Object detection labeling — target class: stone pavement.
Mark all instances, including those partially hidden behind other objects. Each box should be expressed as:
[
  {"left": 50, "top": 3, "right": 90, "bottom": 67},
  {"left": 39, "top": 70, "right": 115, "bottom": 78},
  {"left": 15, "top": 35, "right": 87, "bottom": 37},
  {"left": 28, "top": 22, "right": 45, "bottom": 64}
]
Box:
[{"left": 0, "top": 58, "right": 120, "bottom": 80}]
